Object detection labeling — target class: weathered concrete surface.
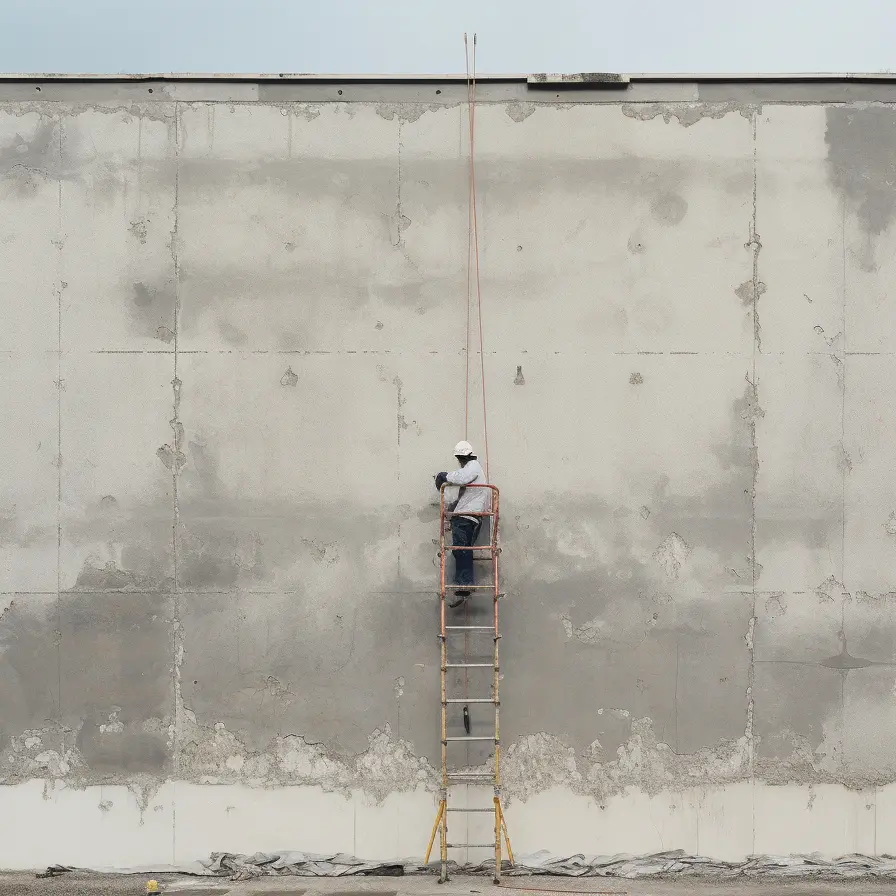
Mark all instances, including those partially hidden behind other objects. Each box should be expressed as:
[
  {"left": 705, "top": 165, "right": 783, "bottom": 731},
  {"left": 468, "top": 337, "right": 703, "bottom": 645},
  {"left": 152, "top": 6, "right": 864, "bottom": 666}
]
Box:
[{"left": 1, "top": 82, "right": 896, "bottom": 867}]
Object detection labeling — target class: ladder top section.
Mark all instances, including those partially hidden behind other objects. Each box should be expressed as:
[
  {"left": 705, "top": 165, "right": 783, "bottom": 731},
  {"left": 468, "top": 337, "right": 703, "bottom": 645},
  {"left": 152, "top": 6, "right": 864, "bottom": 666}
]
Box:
[
  {"left": 439, "top": 483, "right": 500, "bottom": 494},
  {"left": 440, "top": 484, "right": 499, "bottom": 518}
]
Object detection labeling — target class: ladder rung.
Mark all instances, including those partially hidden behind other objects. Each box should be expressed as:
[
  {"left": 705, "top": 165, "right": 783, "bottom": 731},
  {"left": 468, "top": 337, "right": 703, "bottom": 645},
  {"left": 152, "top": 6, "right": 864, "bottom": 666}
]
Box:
[
  {"left": 445, "top": 625, "right": 495, "bottom": 631},
  {"left": 440, "top": 591, "right": 506, "bottom": 598},
  {"left": 444, "top": 736, "right": 497, "bottom": 742},
  {"left": 447, "top": 843, "right": 494, "bottom": 848},
  {"left": 446, "top": 807, "right": 495, "bottom": 812},
  {"left": 441, "top": 584, "right": 498, "bottom": 590},
  {"left": 444, "top": 698, "right": 496, "bottom": 703},
  {"left": 446, "top": 773, "right": 493, "bottom": 780},
  {"left": 443, "top": 545, "right": 496, "bottom": 551},
  {"left": 444, "top": 663, "right": 495, "bottom": 668}
]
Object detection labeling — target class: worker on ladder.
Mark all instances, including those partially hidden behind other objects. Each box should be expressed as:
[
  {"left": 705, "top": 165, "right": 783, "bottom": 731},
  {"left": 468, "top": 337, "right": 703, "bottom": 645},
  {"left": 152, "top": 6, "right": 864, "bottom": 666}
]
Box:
[{"left": 434, "top": 441, "right": 490, "bottom": 608}]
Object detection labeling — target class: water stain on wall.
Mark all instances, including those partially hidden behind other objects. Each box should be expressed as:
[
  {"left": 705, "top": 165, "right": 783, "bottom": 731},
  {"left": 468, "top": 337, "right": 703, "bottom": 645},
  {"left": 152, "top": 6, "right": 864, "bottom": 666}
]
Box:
[{"left": 826, "top": 106, "right": 896, "bottom": 270}]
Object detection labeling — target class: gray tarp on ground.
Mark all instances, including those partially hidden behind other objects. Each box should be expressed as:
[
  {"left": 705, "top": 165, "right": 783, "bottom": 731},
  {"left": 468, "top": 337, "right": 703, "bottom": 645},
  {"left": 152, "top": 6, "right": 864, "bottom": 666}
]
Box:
[{"left": 199, "top": 850, "right": 896, "bottom": 881}]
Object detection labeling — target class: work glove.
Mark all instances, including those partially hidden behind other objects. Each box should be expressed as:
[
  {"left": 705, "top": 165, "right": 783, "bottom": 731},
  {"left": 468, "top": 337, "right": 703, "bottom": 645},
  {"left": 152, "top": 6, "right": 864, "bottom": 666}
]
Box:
[{"left": 435, "top": 472, "right": 448, "bottom": 490}]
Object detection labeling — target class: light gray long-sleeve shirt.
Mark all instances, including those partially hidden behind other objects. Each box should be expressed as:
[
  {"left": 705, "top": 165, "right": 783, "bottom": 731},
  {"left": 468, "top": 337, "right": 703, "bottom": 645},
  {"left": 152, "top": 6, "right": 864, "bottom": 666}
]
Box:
[{"left": 445, "top": 460, "right": 490, "bottom": 522}]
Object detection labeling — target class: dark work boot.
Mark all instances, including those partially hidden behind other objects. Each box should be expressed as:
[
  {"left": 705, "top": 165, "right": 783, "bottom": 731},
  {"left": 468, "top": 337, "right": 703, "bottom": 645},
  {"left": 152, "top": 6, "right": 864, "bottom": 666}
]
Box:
[{"left": 449, "top": 590, "right": 470, "bottom": 608}]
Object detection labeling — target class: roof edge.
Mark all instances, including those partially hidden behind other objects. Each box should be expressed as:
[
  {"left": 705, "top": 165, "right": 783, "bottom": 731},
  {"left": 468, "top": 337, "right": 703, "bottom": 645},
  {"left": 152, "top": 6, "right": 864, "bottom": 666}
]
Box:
[{"left": 0, "top": 71, "right": 895, "bottom": 84}]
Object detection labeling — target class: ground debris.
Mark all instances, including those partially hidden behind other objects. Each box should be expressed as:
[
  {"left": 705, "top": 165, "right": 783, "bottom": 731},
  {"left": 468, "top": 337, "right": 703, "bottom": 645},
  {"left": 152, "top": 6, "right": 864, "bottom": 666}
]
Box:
[
  {"left": 195, "top": 850, "right": 896, "bottom": 880},
  {"left": 35, "top": 865, "right": 75, "bottom": 878}
]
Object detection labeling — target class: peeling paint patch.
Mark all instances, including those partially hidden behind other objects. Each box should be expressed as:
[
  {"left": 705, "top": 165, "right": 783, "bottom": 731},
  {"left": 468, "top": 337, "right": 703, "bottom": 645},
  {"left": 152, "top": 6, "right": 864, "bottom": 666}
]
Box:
[
  {"left": 744, "top": 616, "right": 756, "bottom": 651},
  {"left": 815, "top": 575, "right": 846, "bottom": 603},
  {"left": 176, "top": 722, "right": 436, "bottom": 803},
  {"left": 505, "top": 102, "right": 536, "bottom": 123},
  {"left": 652, "top": 533, "right": 692, "bottom": 579},
  {"left": 291, "top": 104, "right": 321, "bottom": 122},
  {"left": 1, "top": 726, "right": 85, "bottom": 782},
  {"left": 302, "top": 538, "right": 339, "bottom": 565},
  {"left": 99, "top": 709, "right": 125, "bottom": 734},
  {"left": 765, "top": 594, "right": 786, "bottom": 619},
  {"left": 73, "top": 560, "right": 165, "bottom": 592},
  {"left": 622, "top": 102, "right": 756, "bottom": 127},
  {"left": 629, "top": 372, "right": 644, "bottom": 385},
  {"left": 560, "top": 613, "right": 604, "bottom": 645},
  {"left": 735, "top": 279, "right": 767, "bottom": 307},
  {"left": 375, "top": 104, "right": 440, "bottom": 124},
  {"left": 836, "top": 443, "right": 853, "bottom": 474},
  {"left": 498, "top": 718, "right": 754, "bottom": 805},
  {"left": 129, "top": 218, "right": 148, "bottom": 244},
  {"left": 885, "top": 512, "right": 896, "bottom": 536},
  {"left": 156, "top": 443, "right": 186, "bottom": 473},
  {"left": 280, "top": 366, "right": 298, "bottom": 387},
  {"left": 501, "top": 733, "right": 581, "bottom": 800}
]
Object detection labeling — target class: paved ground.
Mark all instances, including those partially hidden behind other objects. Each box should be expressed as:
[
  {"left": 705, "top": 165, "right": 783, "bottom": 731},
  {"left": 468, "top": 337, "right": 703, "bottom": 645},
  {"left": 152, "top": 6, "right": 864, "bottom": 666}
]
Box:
[{"left": 2, "top": 874, "right": 896, "bottom": 896}]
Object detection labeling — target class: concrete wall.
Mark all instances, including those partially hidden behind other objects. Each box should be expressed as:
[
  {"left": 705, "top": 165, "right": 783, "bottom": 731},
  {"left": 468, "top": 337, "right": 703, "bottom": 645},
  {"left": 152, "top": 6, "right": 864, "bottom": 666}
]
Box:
[{"left": 2, "top": 75, "right": 896, "bottom": 868}]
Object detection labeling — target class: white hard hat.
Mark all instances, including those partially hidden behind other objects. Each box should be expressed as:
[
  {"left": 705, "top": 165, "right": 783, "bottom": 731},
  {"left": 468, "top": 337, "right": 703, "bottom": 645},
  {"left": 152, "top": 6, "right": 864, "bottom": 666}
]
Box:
[{"left": 454, "top": 440, "right": 475, "bottom": 457}]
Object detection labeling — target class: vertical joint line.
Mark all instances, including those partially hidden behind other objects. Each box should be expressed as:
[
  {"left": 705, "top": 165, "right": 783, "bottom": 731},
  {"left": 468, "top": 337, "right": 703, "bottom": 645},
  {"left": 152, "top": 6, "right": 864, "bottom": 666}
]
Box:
[
  {"left": 394, "top": 119, "right": 403, "bottom": 248},
  {"left": 747, "top": 110, "right": 760, "bottom": 776},
  {"left": 840, "top": 194, "right": 847, "bottom": 588},
  {"left": 170, "top": 103, "right": 182, "bottom": 866},
  {"left": 55, "top": 118, "right": 64, "bottom": 727}
]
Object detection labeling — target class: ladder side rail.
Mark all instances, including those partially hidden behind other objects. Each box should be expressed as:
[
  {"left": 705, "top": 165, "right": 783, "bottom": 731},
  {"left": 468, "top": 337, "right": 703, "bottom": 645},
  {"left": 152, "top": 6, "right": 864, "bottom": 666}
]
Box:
[
  {"left": 439, "top": 487, "right": 448, "bottom": 881},
  {"left": 493, "top": 486, "right": 502, "bottom": 883}
]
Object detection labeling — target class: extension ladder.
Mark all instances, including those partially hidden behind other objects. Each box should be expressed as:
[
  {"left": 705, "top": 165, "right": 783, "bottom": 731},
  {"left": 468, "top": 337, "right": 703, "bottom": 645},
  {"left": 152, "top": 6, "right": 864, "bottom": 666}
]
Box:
[{"left": 425, "top": 483, "right": 513, "bottom": 884}]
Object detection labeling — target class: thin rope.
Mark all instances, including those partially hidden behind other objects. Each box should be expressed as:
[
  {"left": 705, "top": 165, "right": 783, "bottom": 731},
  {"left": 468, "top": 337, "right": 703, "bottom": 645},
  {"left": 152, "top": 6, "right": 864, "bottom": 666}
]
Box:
[
  {"left": 469, "top": 34, "right": 490, "bottom": 481},
  {"left": 463, "top": 35, "right": 478, "bottom": 717},
  {"left": 463, "top": 33, "right": 473, "bottom": 441}
]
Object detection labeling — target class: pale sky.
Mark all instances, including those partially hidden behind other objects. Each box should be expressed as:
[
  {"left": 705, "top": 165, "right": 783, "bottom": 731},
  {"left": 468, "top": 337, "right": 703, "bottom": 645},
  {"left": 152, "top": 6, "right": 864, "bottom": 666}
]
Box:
[{"left": 1, "top": 0, "right": 895, "bottom": 75}]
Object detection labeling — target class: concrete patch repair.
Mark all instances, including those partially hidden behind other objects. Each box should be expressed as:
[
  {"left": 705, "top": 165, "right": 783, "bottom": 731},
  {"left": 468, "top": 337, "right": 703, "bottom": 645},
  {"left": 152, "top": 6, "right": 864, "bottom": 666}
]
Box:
[{"left": 3, "top": 69, "right": 896, "bottom": 878}]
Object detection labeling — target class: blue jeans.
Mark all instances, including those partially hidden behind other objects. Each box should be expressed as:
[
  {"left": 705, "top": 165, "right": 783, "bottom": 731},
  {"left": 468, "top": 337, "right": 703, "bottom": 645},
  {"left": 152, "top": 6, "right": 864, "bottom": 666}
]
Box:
[{"left": 451, "top": 517, "right": 481, "bottom": 588}]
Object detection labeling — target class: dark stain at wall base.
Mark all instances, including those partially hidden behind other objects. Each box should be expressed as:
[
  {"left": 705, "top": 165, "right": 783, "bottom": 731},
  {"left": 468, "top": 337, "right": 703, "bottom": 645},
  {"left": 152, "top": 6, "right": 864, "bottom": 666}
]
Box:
[{"left": 0, "top": 591, "right": 173, "bottom": 779}]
